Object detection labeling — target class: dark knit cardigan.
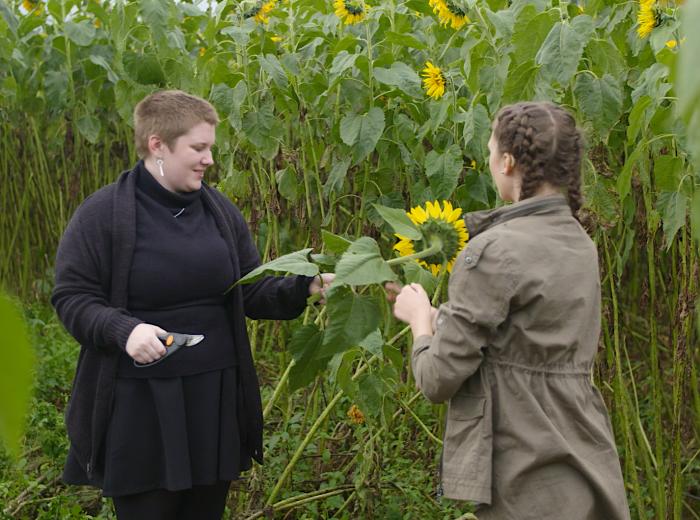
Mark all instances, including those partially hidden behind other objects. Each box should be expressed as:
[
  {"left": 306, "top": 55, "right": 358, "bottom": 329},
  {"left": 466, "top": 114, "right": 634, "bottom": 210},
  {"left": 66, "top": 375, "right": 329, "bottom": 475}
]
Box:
[{"left": 51, "top": 165, "right": 310, "bottom": 483}]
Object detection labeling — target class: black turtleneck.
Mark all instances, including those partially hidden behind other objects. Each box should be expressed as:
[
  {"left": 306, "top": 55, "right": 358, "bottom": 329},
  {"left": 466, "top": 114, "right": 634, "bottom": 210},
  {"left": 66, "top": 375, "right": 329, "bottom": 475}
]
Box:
[{"left": 118, "top": 162, "right": 237, "bottom": 377}]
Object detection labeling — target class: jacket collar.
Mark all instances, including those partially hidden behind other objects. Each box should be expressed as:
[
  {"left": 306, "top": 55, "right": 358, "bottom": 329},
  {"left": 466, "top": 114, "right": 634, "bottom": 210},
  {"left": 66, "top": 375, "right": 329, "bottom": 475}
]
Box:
[{"left": 464, "top": 194, "right": 572, "bottom": 238}]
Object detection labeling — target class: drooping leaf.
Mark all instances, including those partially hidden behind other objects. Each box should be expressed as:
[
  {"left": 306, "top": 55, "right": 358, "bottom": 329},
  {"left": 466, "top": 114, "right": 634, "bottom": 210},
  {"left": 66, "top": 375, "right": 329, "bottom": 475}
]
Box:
[
  {"left": 339, "top": 107, "right": 385, "bottom": 163},
  {"left": 334, "top": 237, "right": 397, "bottom": 286},
  {"left": 425, "top": 144, "right": 463, "bottom": 200},
  {"left": 323, "top": 156, "right": 351, "bottom": 196},
  {"left": 402, "top": 261, "right": 438, "bottom": 295},
  {"left": 288, "top": 324, "right": 328, "bottom": 391},
  {"left": 275, "top": 167, "right": 299, "bottom": 202},
  {"left": 573, "top": 73, "right": 623, "bottom": 138},
  {"left": 0, "top": 293, "right": 35, "bottom": 456},
  {"left": 64, "top": 20, "right": 96, "bottom": 46},
  {"left": 236, "top": 248, "right": 318, "bottom": 285},
  {"left": 122, "top": 52, "right": 165, "bottom": 86},
  {"left": 512, "top": 7, "right": 561, "bottom": 63},
  {"left": 258, "top": 54, "right": 289, "bottom": 88},
  {"left": 373, "top": 204, "right": 422, "bottom": 240},
  {"left": 536, "top": 15, "right": 593, "bottom": 86},
  {"left": 657, "top": 191, "right": 688, "bottom": 249},
  {"left": 319, "top": 286, "right": 381, "bottom": 357},
  {"left": 373, "top": 62, "right": 422, "bottom": 98},
  {"left": 358, "top": 329, "right": 384, "bottom": 358},
  {"left": 321, "top": 230, "right": 352, "bottom": 255},
  {"left": 76, "top": 114, "right": 101, "bottom": 144}
]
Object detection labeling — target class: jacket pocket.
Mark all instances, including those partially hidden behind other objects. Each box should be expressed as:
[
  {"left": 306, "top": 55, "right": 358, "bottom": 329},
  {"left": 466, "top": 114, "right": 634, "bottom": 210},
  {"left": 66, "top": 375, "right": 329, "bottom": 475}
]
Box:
[
  {"left": 443, "top": 393, "right": 489, "bottom": 480},
  {"left": 448, "top": 392, "right": 485, "bottom": 421}
]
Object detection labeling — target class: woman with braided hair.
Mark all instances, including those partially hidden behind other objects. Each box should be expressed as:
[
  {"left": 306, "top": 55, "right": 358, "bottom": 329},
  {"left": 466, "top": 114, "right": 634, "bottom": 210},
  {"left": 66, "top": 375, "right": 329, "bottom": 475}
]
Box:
[{"left": 387, "top": 101, "right": 630, "bottom": 519}]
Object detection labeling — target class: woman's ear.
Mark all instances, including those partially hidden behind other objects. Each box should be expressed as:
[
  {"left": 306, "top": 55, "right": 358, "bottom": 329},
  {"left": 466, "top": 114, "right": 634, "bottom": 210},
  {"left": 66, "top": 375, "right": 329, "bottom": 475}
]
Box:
[
  {"left": 147, "top": 134, "right": 164, "bottom": 156},
  {"left": 503, "top": 153, "right": 516, "bottom": 175}
]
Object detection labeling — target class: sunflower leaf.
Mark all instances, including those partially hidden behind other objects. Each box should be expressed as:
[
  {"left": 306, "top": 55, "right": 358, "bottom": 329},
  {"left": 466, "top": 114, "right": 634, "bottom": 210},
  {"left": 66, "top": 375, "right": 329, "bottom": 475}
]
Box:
[
  {"left": 373, "top": 204, "right": 422, "bottom": 240},
  {"left": 319, "top": 286, "right": 381, "bottom": 357},
  {"left": 425, "top": 144, "right": 463, "bottom": 200},
  {"left": 288, "top": 324, "right": 328, "bottom": 391},
  {"left": 340, "top": 107, "right": 385, "bottom": 163},
  {"left": 236, "top": 248, "right": 318, "bottom": 285},
  {"left": 334, "top": 237, "right": 397, "bottom": 286}
]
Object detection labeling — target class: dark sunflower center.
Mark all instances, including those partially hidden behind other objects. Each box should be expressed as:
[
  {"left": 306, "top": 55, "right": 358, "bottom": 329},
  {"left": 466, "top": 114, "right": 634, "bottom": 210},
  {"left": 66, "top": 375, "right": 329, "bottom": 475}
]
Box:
[
  {"left": 446, "top": 2, "right": 466, "bottom": 17},
  {"left": 344, "top": 1, "right": 364, "bottom": 15},
  {"left": 416, "top": 218, "right": 460, "bottom": 267}
]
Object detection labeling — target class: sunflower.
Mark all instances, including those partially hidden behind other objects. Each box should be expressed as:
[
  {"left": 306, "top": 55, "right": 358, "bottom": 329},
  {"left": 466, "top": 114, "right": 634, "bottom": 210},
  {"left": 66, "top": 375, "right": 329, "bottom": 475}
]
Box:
[
  {"left": 394, "top": 200, "right": 469, "bottom": 276},
  {"left": 22, "top": 0, "right": 43, "bottom": 15},
  {"left": 421, "top": 62, "right": 447, "bottom": 100},
  {"left": 334, "top": 0, "right": 367, "bottom": 25},
  {"left": 428, "top": 0, "right": 469, "bottom": 30},
  {"left": 244, "top": 0, "right": 276, "bottom": 24},
  {"left": 637, "top": 0, "right": 660, "bottom": 38},
  {"left": 347, "top": 404, "right": 365, "bottom": 425}
]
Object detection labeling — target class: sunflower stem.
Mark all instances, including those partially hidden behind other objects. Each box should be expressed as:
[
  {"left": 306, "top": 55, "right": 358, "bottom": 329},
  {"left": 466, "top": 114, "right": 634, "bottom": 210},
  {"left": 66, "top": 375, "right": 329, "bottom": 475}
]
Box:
[{"left": 387, "top": 237, "right": 443, "bottom": 266}]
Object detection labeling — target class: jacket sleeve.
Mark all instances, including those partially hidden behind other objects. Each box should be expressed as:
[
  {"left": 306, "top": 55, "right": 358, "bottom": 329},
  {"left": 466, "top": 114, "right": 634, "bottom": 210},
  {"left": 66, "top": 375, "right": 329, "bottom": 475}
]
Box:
[
  {"left": 411, "top": 236, "right": 515, "bottom": 403},
  {"left": 50, "top": 209, "right": 142, "bottom": 353},
  {"left": 230, "top": 205, "right": 312, "bottom": 320}
]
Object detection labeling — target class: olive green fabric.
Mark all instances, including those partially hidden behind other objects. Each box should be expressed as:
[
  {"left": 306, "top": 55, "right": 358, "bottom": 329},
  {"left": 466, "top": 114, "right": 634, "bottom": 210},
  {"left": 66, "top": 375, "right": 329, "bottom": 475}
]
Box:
[{"left": 411, "top": 194, "right": 630, "bottom": 520}]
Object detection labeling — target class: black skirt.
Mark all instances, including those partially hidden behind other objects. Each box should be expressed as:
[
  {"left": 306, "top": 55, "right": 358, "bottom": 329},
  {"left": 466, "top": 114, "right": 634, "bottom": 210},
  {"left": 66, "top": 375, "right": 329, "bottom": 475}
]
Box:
[{"left": 63, "top": 367, "right": 251, "bottom": 497}]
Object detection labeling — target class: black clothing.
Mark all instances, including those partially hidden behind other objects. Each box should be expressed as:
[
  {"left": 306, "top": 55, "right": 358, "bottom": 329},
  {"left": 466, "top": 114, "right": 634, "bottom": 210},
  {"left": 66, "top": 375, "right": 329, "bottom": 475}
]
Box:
[
  {"left": 119, "top": 163, "right": 237, "bottom": 377},
  {"left": 112, "top": 480, "right": 231, "bottom": 520},
  {"left": 51, "top": 162, "right": 312, "bottom": 487}
]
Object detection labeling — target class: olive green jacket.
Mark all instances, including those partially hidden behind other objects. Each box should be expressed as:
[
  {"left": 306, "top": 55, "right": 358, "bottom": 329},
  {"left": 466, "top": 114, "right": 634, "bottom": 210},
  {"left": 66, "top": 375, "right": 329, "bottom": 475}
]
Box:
[{"left": 412, "top": 194, "right": 630, "bottom": 520}]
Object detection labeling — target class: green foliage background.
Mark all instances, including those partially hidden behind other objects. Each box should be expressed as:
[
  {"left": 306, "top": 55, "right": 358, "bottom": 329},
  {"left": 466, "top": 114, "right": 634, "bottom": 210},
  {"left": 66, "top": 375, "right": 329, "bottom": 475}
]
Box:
[{"left": 0, "top": 0, "right": 698, "bottom": 518}]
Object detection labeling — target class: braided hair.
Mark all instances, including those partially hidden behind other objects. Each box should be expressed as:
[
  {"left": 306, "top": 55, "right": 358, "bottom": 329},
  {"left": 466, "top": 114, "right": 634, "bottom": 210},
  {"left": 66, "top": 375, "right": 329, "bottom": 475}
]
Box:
[{"left": 492, "top": 102, "right": 584, "bottom": 219}]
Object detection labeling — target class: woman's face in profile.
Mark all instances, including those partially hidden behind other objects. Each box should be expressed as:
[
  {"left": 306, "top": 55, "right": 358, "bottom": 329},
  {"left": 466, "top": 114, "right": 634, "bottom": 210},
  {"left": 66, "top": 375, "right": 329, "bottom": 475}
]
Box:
[{"left": 158, "top": 122, "right": 216, "bottom": 193}]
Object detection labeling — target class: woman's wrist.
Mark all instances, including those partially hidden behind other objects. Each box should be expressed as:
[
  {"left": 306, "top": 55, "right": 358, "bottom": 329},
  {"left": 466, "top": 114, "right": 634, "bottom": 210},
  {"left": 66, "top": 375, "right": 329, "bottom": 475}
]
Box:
[{"left": 410, "top": 313, "right": 433, "bottom": 338}]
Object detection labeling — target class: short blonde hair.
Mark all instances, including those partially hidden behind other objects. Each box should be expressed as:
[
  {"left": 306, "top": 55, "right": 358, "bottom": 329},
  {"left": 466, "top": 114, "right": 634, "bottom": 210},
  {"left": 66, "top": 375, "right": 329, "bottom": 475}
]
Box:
[{"left": 133, "top": 90, "right": 219, "bottom": 158}]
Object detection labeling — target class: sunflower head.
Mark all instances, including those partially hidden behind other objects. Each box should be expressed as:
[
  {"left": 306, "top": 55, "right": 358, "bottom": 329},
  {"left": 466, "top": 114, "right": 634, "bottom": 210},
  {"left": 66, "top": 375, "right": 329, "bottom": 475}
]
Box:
[
  {"left": 22, "top": 0, "right": 43, "bottom": 15},
  {"left": 244, "top": 0, "right": 276, "bottom": 24},
  {"left": 334, "top": 0, "right": 367, "bottom": 24},
  {"left": 394, "top": 200, "right": 469, "bottom": 276},
  {"left": 637, "top": 0, "right": 661, "bottom": 38},
  {"left": 421, "top": 61, "right": 447, "bottom": 100},
  {"left": 428, "top": 0, "right": 469, "bottom": 29}
]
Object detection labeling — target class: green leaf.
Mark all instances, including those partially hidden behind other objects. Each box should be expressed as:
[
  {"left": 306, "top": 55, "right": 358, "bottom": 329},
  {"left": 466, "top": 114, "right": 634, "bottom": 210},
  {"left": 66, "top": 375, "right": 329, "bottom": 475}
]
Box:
[
  {"left": 372, "top": 204, "right": 422, "bottom": 240},
  {"left": 536, "top": 15, "right": 593, "bottom": 85},
  {"left": 402, "top": 261, "right": 438, "bottom": 295},
  {"left": 275, "top": 167, "right": 298, "bottom": 202},
  {"left": 322, "top": 230, "right": 352, "bottom": 255},
  {"left": 385, "top": 31, "right": 427, "bottom": 50},
  {"left": 657, "top": 191, "right": 688, "bottom": 249},
  {"left": 485, "top": 8, "right": 515, "bottom": 40},
  {"left": 573, "top": 73, "right": 623, "bottom": 138},
  {"left": 653, "top": 155, "right": 683, "bottom": 192},
  {"left": 76, "top": 114, "right": 101, "bottom": 144},
  {"left": 319, "top": 286, "right": 381, "bottom": 357},
  {"left": 355, "top": 372, "right": 385, "bottom": 418},
  {"left": 258, "top": 54, "right": 289, "bottom": 88},
  {"left": 89, "top": 55, "right": 120, "bottom": 83},
  {"left": 339, "top": 107, "right": 385, "bottom": 163},
  {"left": 512, "top": 8, "right": 559, "bottom": 63},
  {"left": 334, "top": 237, "right": 397, "bottom": 286},
  {"left": 329, "top": 51, "right": 358, "bottom": 84},
  {"left": 242, "top": 102, "right": 283, "bottom": 159},
  {"left": 618, "top": 143, "right": 645, "bottom": 202},
  {"left": 122, "top": 52, "right": 165, "bottom": 86},
  {"left": 626, "top": 96, "right": 654, "bottom": 144},
  {"left": 358, "top": 329, "right": 384, "bottom": 358},
  {"left": 425, "top": 144, "right": 463, "bottom": 200},
  {"left": 323, "top": 156, "right": 351, "bottom": 196},
  {"left": 502, "top": 60, "right": 539, "bottom": 104},
  {"left": 462, "top": 103, "right": 491, "bottom": 162},
  {"left": 288, "top": 324, "right": 328, "bottom": 391},
  {"left": 0, "top": 293, "right": 35, "bottom": 456},
  {"left": 236, "top": 248, "right": 318, "bottom": 285},
  {"left": 373, "top": 61, "right": 422, "bottom": 98},
  {"left": 64, "top": 20, "right": 96, "bottom": 46}
]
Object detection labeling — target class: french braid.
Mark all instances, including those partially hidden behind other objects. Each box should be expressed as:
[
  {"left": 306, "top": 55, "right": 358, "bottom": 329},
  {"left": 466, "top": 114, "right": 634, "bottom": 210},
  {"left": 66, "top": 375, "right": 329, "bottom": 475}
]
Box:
[{"left": 493, "top": 102, "right": 585, "bottom": 219}]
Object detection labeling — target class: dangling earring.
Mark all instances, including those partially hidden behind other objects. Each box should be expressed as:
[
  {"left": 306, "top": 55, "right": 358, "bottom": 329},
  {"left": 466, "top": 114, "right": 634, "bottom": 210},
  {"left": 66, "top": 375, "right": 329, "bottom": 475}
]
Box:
[{"left": 156, "top": 158, "right": 165, "bottom": 177}]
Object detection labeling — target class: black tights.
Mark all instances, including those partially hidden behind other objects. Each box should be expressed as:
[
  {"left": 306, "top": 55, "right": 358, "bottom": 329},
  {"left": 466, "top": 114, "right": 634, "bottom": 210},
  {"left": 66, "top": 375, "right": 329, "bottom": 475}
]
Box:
[{"left": 112, "top": 480, "right": 231, "bottom": 520}]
